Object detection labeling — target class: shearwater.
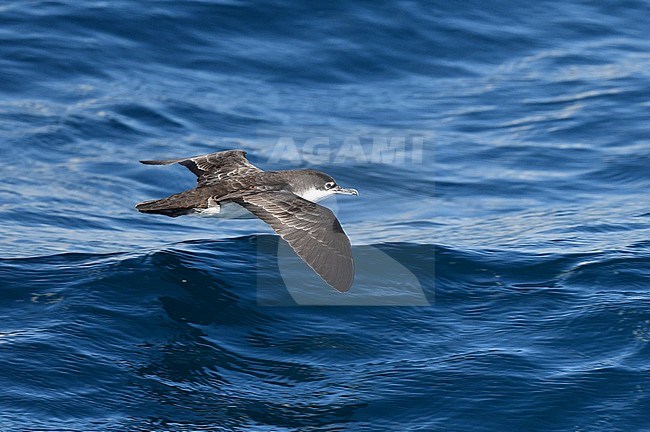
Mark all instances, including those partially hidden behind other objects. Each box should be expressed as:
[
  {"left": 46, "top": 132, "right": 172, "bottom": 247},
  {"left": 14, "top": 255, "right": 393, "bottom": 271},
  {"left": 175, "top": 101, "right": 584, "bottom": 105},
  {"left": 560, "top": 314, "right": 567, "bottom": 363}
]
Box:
[{"left": 136, "top": 149, "right": 359, "bottom": 292}]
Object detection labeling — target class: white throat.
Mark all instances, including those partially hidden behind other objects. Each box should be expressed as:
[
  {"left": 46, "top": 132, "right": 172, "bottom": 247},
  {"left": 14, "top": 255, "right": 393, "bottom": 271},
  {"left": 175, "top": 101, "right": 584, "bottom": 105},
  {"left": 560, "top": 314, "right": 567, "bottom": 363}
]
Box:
[{"left": 298, "top": 188, "right": 335, "bottom": 203}]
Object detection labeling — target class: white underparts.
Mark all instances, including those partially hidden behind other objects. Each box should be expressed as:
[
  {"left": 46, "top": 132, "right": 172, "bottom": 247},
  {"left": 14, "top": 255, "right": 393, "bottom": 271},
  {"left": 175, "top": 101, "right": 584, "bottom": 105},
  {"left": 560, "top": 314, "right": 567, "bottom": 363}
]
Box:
[
  {"left": 196, "top": 189, "right": 334, "bottom": 219},
  {"left": 196, "top": 199, "right": 254, "bottom": 219},
  {"left": 297, "top": 189, "right": 335, "bottom": 203}
]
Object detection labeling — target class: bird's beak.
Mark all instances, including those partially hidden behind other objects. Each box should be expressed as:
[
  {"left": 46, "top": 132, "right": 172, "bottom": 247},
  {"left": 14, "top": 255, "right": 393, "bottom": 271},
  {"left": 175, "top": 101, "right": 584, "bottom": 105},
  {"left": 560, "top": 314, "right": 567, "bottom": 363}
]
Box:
[{"left": 334, "top": 186, "right": 359, "bottom": 196}]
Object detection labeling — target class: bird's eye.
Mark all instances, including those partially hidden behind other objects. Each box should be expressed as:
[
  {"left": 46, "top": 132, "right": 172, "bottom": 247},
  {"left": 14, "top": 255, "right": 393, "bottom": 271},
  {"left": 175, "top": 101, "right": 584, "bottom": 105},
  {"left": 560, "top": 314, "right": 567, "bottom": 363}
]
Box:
[{"left": 325, "top": 182, "right": 336, "bottom": 189}]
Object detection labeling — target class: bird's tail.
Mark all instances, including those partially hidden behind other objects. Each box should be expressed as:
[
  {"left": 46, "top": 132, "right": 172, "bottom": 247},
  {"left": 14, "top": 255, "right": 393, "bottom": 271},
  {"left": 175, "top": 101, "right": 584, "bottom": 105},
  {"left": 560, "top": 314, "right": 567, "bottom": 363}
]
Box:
[{"left": 135, "top": 189, "right": 204, "bottom": 218}]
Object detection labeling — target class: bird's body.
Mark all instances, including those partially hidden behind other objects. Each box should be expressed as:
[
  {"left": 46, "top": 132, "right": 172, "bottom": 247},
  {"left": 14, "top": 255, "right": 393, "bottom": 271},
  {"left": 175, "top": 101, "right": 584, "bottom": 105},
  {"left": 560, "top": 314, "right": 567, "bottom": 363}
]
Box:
[
  {"left": 136, "top": 150, "right": 359, "bottom": 292},
  {"left": 137, "top": 170, "right": 339, "bottom": 218}
]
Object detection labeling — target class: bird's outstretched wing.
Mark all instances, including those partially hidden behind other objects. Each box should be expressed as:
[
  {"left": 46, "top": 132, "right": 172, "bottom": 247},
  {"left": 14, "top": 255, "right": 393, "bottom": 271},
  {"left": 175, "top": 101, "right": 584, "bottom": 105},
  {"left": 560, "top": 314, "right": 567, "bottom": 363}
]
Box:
[
  {"left": 229, "top": 190, "right": 355, "bottom": 292},
  {"left": 140, "top": 149, "right": 262, "bottom": 187}
]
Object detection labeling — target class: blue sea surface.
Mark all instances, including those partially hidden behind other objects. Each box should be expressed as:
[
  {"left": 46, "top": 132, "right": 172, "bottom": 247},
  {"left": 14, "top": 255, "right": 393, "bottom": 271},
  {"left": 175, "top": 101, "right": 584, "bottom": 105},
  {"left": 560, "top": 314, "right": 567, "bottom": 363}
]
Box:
[{"left": 1, "top": 1, "right": 650, "bottom": 430}]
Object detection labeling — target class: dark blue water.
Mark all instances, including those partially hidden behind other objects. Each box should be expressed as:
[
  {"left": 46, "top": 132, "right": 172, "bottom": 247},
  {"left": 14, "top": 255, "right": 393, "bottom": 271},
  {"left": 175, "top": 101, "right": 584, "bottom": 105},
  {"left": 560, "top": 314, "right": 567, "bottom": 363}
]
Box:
[{"left": 1, "top": 1, "right": 650, "bottom": 430}]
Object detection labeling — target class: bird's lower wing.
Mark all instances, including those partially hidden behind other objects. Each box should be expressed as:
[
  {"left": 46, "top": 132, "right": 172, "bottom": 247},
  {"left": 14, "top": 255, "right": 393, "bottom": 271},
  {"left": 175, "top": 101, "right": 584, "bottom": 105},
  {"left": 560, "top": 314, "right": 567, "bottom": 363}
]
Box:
[{"left": 229, "top": 191, "right": 354, "bottom": 292}]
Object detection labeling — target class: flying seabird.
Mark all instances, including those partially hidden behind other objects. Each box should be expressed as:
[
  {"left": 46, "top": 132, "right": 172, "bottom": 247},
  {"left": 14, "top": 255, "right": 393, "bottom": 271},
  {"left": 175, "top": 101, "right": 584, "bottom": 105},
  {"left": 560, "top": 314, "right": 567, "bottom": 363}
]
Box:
[{"left": 135, "top": 149, "right": 359, "bottom": 292}]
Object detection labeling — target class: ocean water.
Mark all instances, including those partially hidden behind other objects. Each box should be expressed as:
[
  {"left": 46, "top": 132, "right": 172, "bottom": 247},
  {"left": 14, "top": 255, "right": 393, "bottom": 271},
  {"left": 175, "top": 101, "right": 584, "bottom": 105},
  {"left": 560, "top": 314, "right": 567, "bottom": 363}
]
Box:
[{"left": 1, "top": 0, "right": 649, "bottom": 430}]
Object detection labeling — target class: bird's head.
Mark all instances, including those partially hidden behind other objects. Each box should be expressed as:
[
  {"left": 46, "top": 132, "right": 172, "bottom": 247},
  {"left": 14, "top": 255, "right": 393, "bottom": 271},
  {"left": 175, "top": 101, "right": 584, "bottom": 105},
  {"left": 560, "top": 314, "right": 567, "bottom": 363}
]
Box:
[{"left": 290, "top": 170, "right": 359, "bottom": 203}]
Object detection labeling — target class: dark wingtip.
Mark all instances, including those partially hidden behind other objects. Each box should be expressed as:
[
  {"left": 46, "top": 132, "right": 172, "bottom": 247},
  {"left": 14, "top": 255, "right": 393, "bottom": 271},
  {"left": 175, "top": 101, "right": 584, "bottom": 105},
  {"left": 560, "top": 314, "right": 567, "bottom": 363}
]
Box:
[
  {"left": 340, "top": 276, "right": 355, "bottom": 293},
  {"left": 140, "top": 158, "right": 181, "bottom": 165},
  {"left": 330, "top": 261, "right": 355, "bottom": 293},
  {"left": 335, "top": 282, "right": 353, "bottom": 293},
  {"left": 135, "top": 200, "right": 151, "bottom": 211}
]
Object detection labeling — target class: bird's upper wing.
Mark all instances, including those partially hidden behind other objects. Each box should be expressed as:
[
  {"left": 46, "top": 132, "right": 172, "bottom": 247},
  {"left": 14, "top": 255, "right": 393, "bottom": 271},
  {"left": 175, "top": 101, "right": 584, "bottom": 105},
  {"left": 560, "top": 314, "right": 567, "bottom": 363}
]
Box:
[
  {"left": 228, "top": 190, "right": 355, "bottom": 292},
  {"left": 140, "top": 149, "right": 262, "bottom": 187}
]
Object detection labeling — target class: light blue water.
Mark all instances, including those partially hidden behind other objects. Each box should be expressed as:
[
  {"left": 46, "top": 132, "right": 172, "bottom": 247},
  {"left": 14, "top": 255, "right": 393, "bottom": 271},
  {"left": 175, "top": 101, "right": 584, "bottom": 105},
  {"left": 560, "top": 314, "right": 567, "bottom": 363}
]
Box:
[{"left": 1, "top": 1, "right": 649, "bottom": 430}]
